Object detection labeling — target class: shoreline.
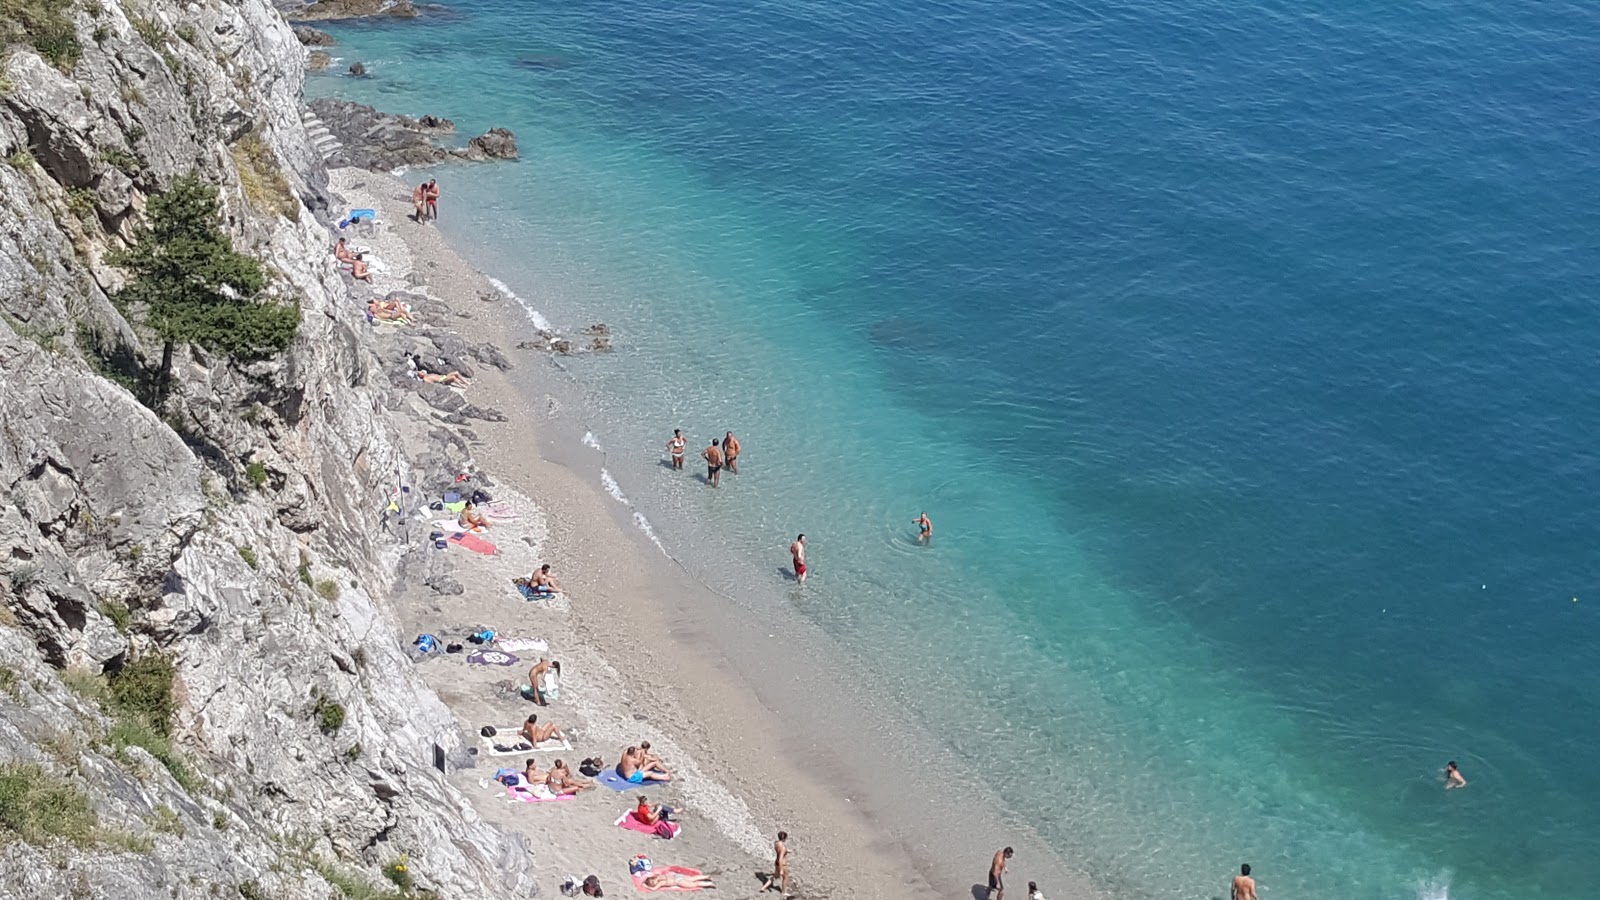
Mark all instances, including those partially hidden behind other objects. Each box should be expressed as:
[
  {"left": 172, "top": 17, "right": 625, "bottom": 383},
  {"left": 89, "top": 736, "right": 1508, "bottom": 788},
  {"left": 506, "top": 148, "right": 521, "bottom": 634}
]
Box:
[{"left": 328, "top": 167, "right": 1096, "bottom": 899}]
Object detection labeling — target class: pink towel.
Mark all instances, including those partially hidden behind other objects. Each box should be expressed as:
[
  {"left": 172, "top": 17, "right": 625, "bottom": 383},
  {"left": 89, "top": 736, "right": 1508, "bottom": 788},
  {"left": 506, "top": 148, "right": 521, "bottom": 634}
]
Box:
[
  {"left": 616, "top": 811, "right": 681, "bottom": 838},
  {"left": 631, "top": 866, "right": 703, "bottom": 892},
  {"left": 449, "top": 533, "right": 496, "bottom": 555},
  {"left": 508, "top": 787, "right": 575, "bottom": 803}
]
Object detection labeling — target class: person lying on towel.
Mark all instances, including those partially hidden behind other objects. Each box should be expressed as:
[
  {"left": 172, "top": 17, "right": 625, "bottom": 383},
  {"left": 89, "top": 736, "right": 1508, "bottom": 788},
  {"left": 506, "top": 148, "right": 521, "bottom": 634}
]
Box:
[
  {"left": 520, "top": 713, "right": 565, "bottom": 746},
  {"left": 642, "top": 871, "right": 715, "bottom": 890}
]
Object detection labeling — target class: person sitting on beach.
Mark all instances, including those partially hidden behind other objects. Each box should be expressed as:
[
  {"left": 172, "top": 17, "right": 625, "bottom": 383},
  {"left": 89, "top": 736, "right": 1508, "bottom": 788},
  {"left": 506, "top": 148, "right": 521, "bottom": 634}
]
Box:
[
  {"left": 367, "top": 299, "right": 414, "bottom": 325},
  {"left": 618, "top": 745, "right": 672, "bottom": 784},
  {"left": 530, "top": 563, "right": 561, "bottom": 594},
  {"left": 522, "top": 757, "right": 549, "bottom": 785},
  {"left": 459, "top": 501, "right": 491, "bottom": 530},
  {"left": 334, "top": 236, "right": 355, "bottom": 265},
  {"left": 351, "top": 253, "right": 373, "bottom": 283},
  {"left": 641, "top": 872, "right": 715, "bottom": 890},
  {"left": 639, "top": 740, "right": 664, "bottom": 771},
  {"left": 545, "top": 758, "right": 594, "bottom": 796},
  {"left": 1027, "top": 882, "right": 1046, "bottom": 900},
  {"left": 520, "top": 713, "right": 564, "bottom": 746},
  {"left": 634, "top": 795, "right": 667, "bottom": 826}
]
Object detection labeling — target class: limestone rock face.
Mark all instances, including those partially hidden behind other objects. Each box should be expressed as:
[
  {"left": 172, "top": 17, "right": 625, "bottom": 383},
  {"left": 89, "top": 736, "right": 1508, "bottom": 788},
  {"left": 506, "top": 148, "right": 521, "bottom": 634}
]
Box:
[
  {"left": 0, "top": 0, "right": 538, "bottom": 895},
  {"left": 293, "top": 24, "right": 337, "bottom": 45}
]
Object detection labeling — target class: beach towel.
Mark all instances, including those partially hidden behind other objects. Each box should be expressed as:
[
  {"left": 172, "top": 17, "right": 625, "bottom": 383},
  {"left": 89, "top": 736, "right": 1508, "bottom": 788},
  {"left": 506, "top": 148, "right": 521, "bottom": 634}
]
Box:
[
  {"left": 448, "top": 533, "right": 496, "bottom": 555},
  {"left": 516, "top": 583, "right": 560, "bottom": 601},
  {"left": 616, "top": 811, "right": 681, "bottom": 839},
  {"left": 497, "top": 637, "right": 549, "bottom": 653},
  {"left": 485, "top": 501, "right": 518, "bottom": 521},
  {"left": 596, "top": 769, "right": 648, "bottom": 792},
  {"left": 466, "top": 650, "right": 520, "bottom": 666},
  {"left": 631, "top": 866, "right": 704, "bottom": 892},
  {"left": 443, "top": 500, "right": 468, "bottom": 514},
  {"left": 479, "top": 732, "right": 572, "bottom": 756},
  {"left": 432, "top": 518, "right": 486, "bottom": 534},
  {"left": 507, "top": 785, "right": 576, "bottom": 803}
]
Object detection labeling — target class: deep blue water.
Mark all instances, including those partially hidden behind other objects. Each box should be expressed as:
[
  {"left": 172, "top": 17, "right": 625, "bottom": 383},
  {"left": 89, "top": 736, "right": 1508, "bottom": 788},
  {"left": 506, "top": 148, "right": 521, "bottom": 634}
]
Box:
[{"left": 310, "top": 0, "right": 1600, "bottom": 895}]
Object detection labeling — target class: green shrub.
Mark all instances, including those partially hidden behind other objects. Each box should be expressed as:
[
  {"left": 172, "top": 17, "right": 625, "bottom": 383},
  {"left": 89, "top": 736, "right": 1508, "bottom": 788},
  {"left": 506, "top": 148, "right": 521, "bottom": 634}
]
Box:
[
  {"left": 98, "top": 599, "right": 131, "bottom": 635},
  {"left": 245, "top": 461, "right": 268, "bottom": 489},
  {"left": 108, "top": 654, "right": 176, "bottom": 733},
  {"left": 0, "top": 763, "right": 97, "bottom": 845},
  {"left": 382, "top": 857, "right": 413, "bottom": 891},
  {"left": 5, "top": 148, "right": 34, "bottom": 169},
  {"left": 343, "top": 742, "right": 362, "bottom": 761},
  {"left": 148, "top": 804, "right": 185, "bottom": 836},
  {"left": 311, "top": 691, "right": 345, "bottom": 734},
  {"left": 175, "top": 23, "right": 196, "bottom": 44},
  {"left": 314, "top": 580, "right": 340, "bottom": 602},
  {"left": 8, "top": 563, "right": 40, "bottom": 592},
  {"left": 0, "top": 0, "right": 82, "bottom": 70},
  {"left": 213, "top": 809, "right": 229, "bottom": 831},
  {"left": 66, "top": 186, "right": 97, "bottom": 225},
  {"left": 230, "top": 133, "right": 299, "bottom": 219},
  {"left": 107, "top": 717, "right": 198, "bottom": 792},
  {"left": 109, "top": 174, "right": 299, "bottom": 407},
  {"left": 237, "top": 546, "right": 258, "bottom": 570},
  {"left": 0, "top": 666, "right": 20, "bottom": 701}
]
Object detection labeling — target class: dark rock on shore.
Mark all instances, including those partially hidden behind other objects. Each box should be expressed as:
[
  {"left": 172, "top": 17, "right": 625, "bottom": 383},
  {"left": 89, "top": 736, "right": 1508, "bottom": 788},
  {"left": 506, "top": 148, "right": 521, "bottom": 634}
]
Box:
[
  {"left": 283, "top": 0, "right": 418, "bottom": 22},
  {"left": 308, "top": 98, "right": 519, "bottom": 171},
  {"left": 293, "top": 24, "right": 337, "bottom": 45}
]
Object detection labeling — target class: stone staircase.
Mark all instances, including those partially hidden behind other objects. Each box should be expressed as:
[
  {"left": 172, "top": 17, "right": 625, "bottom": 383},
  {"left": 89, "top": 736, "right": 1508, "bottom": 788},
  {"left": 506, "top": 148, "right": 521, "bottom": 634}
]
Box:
[{"left": 301, "top": 107, "right": 343, "bottom": 162}]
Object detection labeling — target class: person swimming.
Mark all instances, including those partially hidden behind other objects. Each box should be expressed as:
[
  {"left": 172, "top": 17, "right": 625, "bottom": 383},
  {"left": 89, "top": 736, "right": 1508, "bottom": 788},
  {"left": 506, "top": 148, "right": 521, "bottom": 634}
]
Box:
[
  {"left": 914, "top": 511, "right": 933, "bottom": 542},
  {"left": 1445, "top": 760, "right": 1467, "bottom": 789}
]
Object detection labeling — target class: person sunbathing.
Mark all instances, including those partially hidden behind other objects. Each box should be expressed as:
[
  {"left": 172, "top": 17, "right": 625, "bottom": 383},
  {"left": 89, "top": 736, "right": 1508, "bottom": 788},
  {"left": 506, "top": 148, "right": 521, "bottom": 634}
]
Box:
[
  {"left": 634, "top": 795, "right": 670, "bottom": 826},
  {"left": 530, "top": 563, "right": 561, "bottom": 594},
  {"left": 641, "top": 872, "right": 715, "bottom": 890},
  {"left": 545, "top": 759, "right": 594, "bottom": 796},
  {"left": 367, "top": 299, "right": 414, "bottom": 325},
  {"left": 522, "top": 757, "right": 549, "bottom": 784},
  {"left": 414, "top": 366, "right": 470, "bottom": 387},
  {"left": 334, "top": 237, "right": 355, "bottom": 264},
  {"left": 639, "top": 740, "right": 664, "bottom": 771},
  {"left": 618, "top": 746, "right": 672, "bottom": 784},
  {"left": 351, "top": 253, "right": 373, "bottom": 283},
  {"left": 520, "top": 713, "right": 565, "bottom": 745},
  {"left": 459, "top": 501, "right": 491, "bottom": 530}
]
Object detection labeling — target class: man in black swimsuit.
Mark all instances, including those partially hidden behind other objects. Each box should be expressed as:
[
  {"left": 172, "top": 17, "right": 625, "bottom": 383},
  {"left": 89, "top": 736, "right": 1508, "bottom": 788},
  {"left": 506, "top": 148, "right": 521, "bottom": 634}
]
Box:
[
  {"left": 987, "top": 847, "right": 1013, "bottom": 900},
  {"left": 703, "top": 439, "right": 723, "bottom": 488}
]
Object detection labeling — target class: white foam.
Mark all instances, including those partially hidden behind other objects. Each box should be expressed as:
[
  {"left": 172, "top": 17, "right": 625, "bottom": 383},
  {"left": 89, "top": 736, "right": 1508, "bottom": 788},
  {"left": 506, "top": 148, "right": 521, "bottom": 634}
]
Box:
[
  {"left": 487, "top": 276, "right": 553, "bottom": 332},
  {"left": 581, "top": 431, "right": 604, "bottom": 452},
  {"left": 598, "top": 469, "right": 668, "bottom": 556},
  {"left": 1414, "top": 871, "right": 1450, "bottom": 900},
  {"left": 600, "top": 468, "right": 627, "bottom": 504}
]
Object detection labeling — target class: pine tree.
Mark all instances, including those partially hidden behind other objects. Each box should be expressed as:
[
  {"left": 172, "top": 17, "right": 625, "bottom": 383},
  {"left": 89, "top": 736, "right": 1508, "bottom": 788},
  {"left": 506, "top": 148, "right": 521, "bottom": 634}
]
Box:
[{"left": 110, "top": 173, "right": 300, "bottom": 405}]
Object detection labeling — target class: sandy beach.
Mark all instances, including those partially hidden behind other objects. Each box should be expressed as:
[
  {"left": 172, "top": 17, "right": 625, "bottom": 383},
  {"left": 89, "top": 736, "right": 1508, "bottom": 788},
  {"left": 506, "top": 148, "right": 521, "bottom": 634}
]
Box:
[{"left": 324, "top": 167, "right": 1093, "bottom": 900}]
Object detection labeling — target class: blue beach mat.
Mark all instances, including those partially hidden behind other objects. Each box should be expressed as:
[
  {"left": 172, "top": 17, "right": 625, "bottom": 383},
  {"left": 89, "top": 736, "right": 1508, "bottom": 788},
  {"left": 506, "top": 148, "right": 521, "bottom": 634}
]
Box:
[{"left": 596, "top": 769, "right": 645, "bottom": 792}]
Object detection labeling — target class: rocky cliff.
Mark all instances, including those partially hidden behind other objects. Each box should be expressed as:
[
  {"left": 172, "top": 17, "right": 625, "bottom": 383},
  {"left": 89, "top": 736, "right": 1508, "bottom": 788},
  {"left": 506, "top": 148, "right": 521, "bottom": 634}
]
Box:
[{"left": 0, "top": 0, "right": 536, "bottom": 896}]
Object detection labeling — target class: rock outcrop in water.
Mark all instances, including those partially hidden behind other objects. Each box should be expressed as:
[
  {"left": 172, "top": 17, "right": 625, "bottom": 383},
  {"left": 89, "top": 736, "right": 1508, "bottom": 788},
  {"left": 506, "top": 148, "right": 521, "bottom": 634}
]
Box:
[
  {"left": 0, "top": 0, "right": 536, "bottom": 895},
  {"left": 281, "top": 0, "right": 418, "bottom": 23},
  {"left": 308, "top": 98, "right": 519, "bottom": 170}
]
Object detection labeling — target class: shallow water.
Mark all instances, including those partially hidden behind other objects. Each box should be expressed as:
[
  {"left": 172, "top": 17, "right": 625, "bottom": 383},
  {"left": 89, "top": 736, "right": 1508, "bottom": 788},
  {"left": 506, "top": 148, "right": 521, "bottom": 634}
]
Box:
[{"left": 311, "top": 0, "right": 1600, "bottom": 895}]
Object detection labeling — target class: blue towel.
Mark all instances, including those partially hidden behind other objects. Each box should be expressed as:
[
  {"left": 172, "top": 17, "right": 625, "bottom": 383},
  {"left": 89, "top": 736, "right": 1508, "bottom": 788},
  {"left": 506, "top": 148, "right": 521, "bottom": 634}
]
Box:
[{"left": 596, "top": 769, "right": 644, "bottom": 792}]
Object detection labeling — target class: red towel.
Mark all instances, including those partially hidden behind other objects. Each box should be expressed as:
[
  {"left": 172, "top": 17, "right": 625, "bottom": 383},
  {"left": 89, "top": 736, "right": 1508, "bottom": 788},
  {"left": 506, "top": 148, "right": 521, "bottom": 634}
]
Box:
[
  {"left": 449, "top": 533, "right": 496, "bottom": 555},
  {"left": 616, "top": 811, "right": 680, "bottom": 838}
]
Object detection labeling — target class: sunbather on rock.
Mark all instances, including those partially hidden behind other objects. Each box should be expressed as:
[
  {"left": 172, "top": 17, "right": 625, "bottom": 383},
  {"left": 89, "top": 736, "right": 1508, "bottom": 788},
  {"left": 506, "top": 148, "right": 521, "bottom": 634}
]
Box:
[
  {"left": 459, "top": 501, "right": 491, "bottom": 530},
  {"left": 351, "top": 253, "right": 373, "bottom": 283},
  {"left": 520, "top": 713, "right": 565, "bottom": 745},
  {"left": 642, "top": 872, "right": 715, "bottom": 890},
  {"left": 546, "top": 759, "right": 594, "bottom": 796},
  {"left": 334, "top": 236, "right": 355, "bottom": 264},
  {"left": 412, "top": 360, "right": 470, "bottom": 387},
  {"left": 367, "top": 299, "right": 414, "bottom": 324},
  {"left": 619, "top": 746, "right": 672, "bottom": 784}
]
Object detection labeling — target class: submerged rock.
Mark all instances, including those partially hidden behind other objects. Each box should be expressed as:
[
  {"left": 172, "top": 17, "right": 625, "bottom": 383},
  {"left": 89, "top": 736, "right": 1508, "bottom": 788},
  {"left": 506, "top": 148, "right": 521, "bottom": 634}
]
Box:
[{"left": 293, "top": 25, "right": 337, "bottom": 45}]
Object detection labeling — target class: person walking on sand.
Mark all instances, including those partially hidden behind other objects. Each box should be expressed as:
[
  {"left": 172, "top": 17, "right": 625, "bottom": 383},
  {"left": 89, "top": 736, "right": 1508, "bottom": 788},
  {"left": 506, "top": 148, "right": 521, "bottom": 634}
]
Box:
[
  {"left": 1231, "top": 864, "right": 1257, "bottom": 900},
  {"left": 424, "top": 178, "right": 440, "bottom": 221},
  {"left": 914, "top": 511, "right": 933, "bottom": 543},
  {"left": 703, "top": 439, "right": 724, "bottom": 487},
  {"left": 1445, "top": 760, "right": 1467, "bottom": 789},
  {"left": 987, "top": 847, "right": 1012, "bottom": 900},
  {"left": 666, "top": 429, "right": 687, "bottom": 470},
  {"left": 789, "top": 534, "right": 807, "bottom": 584},
  {"left": 762, "top": 830, "right": 789, "bottom": 894},
  {"left": 723, "top": 431, "right": 741, "bottom": 474}
]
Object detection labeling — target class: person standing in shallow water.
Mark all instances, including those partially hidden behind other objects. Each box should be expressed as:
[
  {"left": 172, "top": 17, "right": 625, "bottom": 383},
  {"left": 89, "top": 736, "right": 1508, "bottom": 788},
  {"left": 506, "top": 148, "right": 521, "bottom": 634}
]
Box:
[
  {"left": 789, "top": 534, "right": 806, "bottom": 584},
  {"left": 723, "top": 431, "right": 741, "bottom": 473},
  {"left": 703, "top": 439, "right": 723, "bottom": 487},
  {"left": 913, "top": 511, "right": 933, "bottom": 543},
  {"left": 1231, "top": 864, "right": 1257, "bottom": 900},
  {"left": 666, "top": 429, "right": 686, "bottom": 470}
]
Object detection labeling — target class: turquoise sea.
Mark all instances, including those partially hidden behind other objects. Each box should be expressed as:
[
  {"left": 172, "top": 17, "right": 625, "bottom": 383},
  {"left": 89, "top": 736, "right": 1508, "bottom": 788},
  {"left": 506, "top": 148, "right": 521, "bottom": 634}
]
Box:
[{"left": 309, "top": 0, "right": 1600, "bottom": 896}]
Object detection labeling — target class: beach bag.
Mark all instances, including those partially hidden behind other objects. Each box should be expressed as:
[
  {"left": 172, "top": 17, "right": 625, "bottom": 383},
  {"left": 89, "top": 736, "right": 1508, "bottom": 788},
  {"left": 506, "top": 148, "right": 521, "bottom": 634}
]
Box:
[
  {"left": 414, "top": 634, "right": 438, "bottom": 654},
  {"left": 628, "top": 855, "right": 652, "bottom": 875},
  {"left": 471, "top": 489, "right": 492, "bottom": 504},
  {"left": 654, "top": 821, "right": 675, "bottom": 839},
  {"left": 579, "top": 759, "right": 602, "bottom": 778},
  {"left": 480, "top": 726, "right": 497, "bottom": 738},
  {"left": 560, "top": 875, "right": 582, "bottom": 897}
]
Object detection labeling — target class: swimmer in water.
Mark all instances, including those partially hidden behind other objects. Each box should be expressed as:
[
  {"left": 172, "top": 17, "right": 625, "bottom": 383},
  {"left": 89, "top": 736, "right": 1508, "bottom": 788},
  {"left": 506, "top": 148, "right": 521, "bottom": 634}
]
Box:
[
  {"left": 913, "top": 511, "right": 933, "bottom": 543},
  {"left": 1445, "top": 760, "right": 1467, "bottom": 790}
]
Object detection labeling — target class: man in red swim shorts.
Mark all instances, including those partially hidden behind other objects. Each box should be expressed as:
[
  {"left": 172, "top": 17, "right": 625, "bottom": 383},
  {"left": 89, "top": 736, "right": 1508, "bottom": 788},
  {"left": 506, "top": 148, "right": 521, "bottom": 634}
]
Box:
[{"left": 789, "top": 534, "right": 807, "bottom": 584}]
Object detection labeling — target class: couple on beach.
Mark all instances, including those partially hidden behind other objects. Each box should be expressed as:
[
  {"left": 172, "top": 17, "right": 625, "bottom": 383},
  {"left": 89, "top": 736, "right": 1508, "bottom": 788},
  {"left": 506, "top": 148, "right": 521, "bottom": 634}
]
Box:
[
  {"left": 666, "top": 429, "right": 740, "bottom": 487},
  {"left": 412, "top": 178, "right": 440, "bottom": 223}
]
